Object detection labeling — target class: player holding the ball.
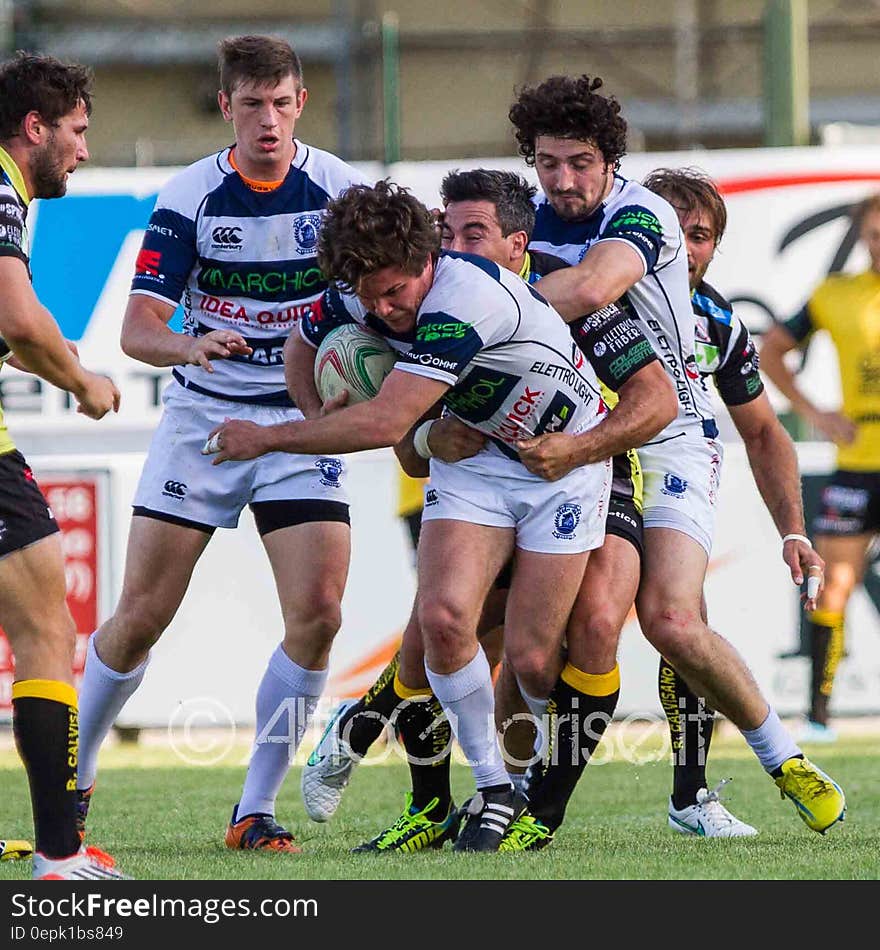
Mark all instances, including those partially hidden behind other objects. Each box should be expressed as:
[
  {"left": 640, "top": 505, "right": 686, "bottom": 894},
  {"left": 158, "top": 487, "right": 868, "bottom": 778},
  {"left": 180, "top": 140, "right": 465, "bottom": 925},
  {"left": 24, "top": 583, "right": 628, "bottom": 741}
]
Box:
[
  {"left": 208, "top": 178, "right": 679, "bottom": 850},
  {"left": 75, "top": 34, "right": 371, "bottom": 854}
]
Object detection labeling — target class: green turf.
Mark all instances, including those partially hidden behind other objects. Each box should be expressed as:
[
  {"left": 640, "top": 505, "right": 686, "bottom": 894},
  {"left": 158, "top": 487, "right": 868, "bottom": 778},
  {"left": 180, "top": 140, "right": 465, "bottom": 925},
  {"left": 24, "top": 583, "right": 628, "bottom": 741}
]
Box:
[{"left": 1, "top": 731, "right": 876, "bottom": 880}]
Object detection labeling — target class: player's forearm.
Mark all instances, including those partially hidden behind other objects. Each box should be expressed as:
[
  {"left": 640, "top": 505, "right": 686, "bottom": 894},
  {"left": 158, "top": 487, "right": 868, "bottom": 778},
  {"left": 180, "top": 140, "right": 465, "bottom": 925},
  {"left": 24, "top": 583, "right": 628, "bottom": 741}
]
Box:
[
  {"left": 120, "top": 295, "right": 192, "bottom": 367},
  {"left": 572, "top": 368, "right": 677, "bottom": 465},
  {"left": 535, "top": 268, "right": 617, "bottom": 322},
  {"left": 4, "top": 303, "right": 90, "bottom": 396},
  {"left": 743, "top": 423, "right": 806, "bottom": 538},
  {"left": 394, "top": 433, "right": 430, "bottom": 478},
  {"left": 284, "top": 334, "right": 322, "bottom": 417},
  {"left": 261, "top": 402, "right": 409, "bottom": 456}
]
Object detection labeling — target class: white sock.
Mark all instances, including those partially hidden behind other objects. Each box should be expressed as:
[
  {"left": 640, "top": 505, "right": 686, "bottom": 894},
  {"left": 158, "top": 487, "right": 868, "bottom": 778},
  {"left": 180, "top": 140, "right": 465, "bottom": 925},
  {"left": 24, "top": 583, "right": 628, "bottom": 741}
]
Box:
[
  {"left": 741, "top": 706, "right": 802, "bottom": 773},
  {"left": 237, "top": 645, "right": 327, "bottom": 819},
  {"left": 426, "top": 646, "right": 510, "bottom": 790},
  {"left": 516, "top": 677, "right": 549, "bottom": 758},
  {"left": 77, "top": 633, "right": 149, "bottom": 791}
]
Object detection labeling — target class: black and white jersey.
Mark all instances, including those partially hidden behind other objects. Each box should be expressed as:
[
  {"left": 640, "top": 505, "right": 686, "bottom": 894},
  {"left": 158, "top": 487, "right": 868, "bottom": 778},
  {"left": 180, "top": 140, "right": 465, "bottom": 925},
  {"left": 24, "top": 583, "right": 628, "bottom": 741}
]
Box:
[
  {"left": 302, "top": 251, "right": 607, "bottom": 462},
  {"left": 130, "top": 141, "right": 368, "bottom": 405},
  {"left": 530, "top": 175, "right": 717, "bottom": 442},
  {"left": 692, "top": 280, "right": 763, "bottom": 407}
]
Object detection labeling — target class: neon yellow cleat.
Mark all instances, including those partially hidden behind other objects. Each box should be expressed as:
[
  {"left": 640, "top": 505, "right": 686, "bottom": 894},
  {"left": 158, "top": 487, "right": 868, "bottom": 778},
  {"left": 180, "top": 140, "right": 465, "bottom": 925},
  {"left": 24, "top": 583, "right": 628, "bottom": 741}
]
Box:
[
  {"left": 352, "top": 794, "right": 459, "bottom": 853},
  {"left": 775, "top": 757, "right": 846, "bottom": 834},
  {"left": 0, "top": 839, "right": 33, "bottom": 861},
  {"left": 498, "top": 812, "right": 554, "bottom": 852}
]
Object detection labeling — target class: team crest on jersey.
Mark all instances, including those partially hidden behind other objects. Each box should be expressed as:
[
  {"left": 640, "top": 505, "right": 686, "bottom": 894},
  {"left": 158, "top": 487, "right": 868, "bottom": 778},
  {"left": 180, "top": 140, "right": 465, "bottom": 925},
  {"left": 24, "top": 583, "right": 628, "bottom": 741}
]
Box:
[
  {"left": 315, "top": 456, "right": 343, "bottom": 487},
  {"left": 552, "top": 503, "right": 581, "bottom": 539},
  {"left": 293, "top": 213, "right": 322, "bottom": 256},
  {"left": 661, "top": 473, "right": 688, "bottom": 497}
]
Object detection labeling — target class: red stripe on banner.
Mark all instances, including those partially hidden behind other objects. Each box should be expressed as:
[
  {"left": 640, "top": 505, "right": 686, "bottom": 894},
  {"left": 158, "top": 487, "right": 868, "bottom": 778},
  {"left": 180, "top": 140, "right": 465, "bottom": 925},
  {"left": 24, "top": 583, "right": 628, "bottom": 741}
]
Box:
[{"left": 718, "top": 172, "right": 880, "bottom": 195}]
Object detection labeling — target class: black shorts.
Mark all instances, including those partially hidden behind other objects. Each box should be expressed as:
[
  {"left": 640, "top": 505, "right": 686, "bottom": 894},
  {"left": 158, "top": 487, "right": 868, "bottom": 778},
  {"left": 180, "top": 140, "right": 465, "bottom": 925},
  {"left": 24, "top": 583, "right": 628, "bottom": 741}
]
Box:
[
  {"left": 813, "top": 469, "right": 880, "bottom": 537},
  {"left": 605, "top": 491, "right": 644, "bottom": 559},
  {"left": 0, "top": 449, "right": 60, "bottom": 559}
]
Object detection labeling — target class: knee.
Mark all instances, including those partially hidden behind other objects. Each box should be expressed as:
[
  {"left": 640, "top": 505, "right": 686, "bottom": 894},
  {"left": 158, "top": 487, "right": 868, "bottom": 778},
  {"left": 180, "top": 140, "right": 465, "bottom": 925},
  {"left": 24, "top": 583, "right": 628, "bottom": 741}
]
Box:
[
  {"left": 284, "top": 588, "right": 342, "bottom": 643},
  {"left": 109, "top": 594, "right": 171, "bottom": 653},
  {"left": 644, "top": 607, "right": 704, "bottom": 663},
  {"left": 418, "top": 598, "right": 470, "bottom": 656},
  {"left": 573, "top": 610, "right": 622, "bottom": 655},
  {"left": 504, "top": 642, "right": 556, "bottom": 698}
]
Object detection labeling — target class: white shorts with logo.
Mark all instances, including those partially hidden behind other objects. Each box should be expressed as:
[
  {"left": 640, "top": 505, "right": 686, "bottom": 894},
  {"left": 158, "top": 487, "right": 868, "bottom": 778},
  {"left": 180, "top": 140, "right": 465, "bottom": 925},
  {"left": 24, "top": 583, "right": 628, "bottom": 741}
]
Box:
[
  {"left": 132, "top": 382, "right": 348, "bottom": 529},
  {"left": 422, "top": 449, "right": 611, "bottom": 555},
  {"left": 638, "top": 430, "right": 723, "bottom": 555}
]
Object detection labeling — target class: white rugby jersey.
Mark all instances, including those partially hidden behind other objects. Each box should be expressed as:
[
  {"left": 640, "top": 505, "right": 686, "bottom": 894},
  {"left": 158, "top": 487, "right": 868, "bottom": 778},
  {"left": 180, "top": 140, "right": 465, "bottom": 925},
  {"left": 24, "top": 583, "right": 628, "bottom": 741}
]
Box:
[
  {"left": 530, "top": 175, "right": 717, "bottom": 442},
  {"left": 302, "top": 251, "right": 606, "bottom": 462},
  {"left": 130, "top": 141, "right": 368, "bottom": 404}
]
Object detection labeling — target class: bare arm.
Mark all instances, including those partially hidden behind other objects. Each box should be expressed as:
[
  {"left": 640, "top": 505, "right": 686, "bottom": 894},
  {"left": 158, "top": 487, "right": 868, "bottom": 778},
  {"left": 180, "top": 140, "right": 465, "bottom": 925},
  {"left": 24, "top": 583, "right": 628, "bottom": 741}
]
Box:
[
  {"left": 121, "top": 293, "right": 252, "bottom": 371},
  {"left": 0, "top": 257, "right": 119, "bottom": 418},
  {"left": 284, "top": 331, "right": 324, "bottom": 418},
  {"left": 729, "top": 391, "right": 824, "bottom": 603},
  {"left": 0, "top": 257, "right": 92, "bottom": 394},
  {"left": 760, "top": 323, "right": 856, "bottom": 445},
  {"left": 209, "top": 369, "right": 450, "bottom": 462},
  {"left": 516, "top": 360, "right": 677, "bottom": 480},
  {"left": 533, "top": 241, "right": 645, "bottom": 321},
  {"left": 394, "top": 410, "right": 487, "bottom": 478}
]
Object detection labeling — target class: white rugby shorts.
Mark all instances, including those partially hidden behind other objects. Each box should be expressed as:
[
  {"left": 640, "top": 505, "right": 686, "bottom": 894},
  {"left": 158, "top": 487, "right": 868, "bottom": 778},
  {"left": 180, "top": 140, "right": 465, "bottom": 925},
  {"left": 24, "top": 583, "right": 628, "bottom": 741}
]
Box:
[
  {"left": 638, "top": 432, "right": 724, "bottom": 555},
  {"left": 422, "top": 450, "right": 611, "bottom": 554},
  {"left": 132, "top": 382, "right": 348, "bottom": 528}
]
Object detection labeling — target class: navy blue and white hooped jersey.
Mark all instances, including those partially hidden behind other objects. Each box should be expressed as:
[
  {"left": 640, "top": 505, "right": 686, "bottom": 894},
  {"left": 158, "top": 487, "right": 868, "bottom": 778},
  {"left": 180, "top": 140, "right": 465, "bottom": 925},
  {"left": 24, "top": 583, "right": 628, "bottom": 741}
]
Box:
[
  {"left": 302, "top": 251, "right": 607, "bottom": 462},
  {"left": 130, "top": 141, "right": 369, "bottom": 405},
  {"left": 530, "top": 175, "right": 716, "bottom": 442}
]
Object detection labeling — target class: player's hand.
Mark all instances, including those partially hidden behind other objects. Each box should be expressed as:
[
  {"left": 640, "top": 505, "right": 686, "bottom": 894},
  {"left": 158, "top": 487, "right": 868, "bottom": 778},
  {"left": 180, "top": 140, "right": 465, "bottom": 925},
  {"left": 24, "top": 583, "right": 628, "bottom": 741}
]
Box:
[
  {"left": 428, "top": 416, "right": 487, "bottom": 462},
  {"left": 186, "top": 330, "right": 252, "bottom": 373},
  {"left": 783, "top": 538, "right": 826, "bottom": 611},
  {"left": 75, "top": 371, "right": 121, "bottom": 419},
  {"left": 204, "top": 419, "right": 275, "bottom": 464},
  {"left": 809, "top": 410, "right": 857, "bottom": 446},
  {"left": 515, "top": 432, "right": 580, "bottom": 481},
  {"left": 320, "top": 390, "right": 349, "bottom": 416}
]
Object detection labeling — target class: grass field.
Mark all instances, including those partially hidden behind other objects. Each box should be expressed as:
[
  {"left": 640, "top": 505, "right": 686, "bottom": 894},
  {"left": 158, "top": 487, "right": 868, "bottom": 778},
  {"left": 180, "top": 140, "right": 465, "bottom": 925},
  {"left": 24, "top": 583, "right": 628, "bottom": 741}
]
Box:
[{"left": 1, "top": 722, "right": 877, "bottom": 881}]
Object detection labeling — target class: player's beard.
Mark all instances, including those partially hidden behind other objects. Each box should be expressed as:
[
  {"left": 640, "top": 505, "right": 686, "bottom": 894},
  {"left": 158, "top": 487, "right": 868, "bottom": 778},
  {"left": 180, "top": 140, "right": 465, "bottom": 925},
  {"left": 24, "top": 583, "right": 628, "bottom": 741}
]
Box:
[{"left": 30, "top": 134, "right": 69, "bottom": 199}]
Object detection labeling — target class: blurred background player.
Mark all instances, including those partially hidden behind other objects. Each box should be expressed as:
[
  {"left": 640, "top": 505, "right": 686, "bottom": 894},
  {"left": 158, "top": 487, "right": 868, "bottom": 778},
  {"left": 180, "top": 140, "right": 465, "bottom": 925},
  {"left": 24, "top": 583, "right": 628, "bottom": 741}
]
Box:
[
  {"left": 74, "top": 34, "right": 369, "bottom": 854},
  {"left": 643, "top": 166, "right": 825, "bottom": 835},
  {"left": 510, "top": 73, "right": 844, "bottom": 838},
  {"left": 0, "top": 51, "right": 126, "bottom": 879},
  {"left": 760, "top": 192, "right": 880, "bottom": 743}
]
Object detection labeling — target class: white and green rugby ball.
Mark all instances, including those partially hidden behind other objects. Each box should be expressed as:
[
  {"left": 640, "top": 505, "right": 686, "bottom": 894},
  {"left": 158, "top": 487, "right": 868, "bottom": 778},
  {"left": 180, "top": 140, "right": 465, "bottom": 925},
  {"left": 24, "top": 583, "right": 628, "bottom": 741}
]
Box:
[{"left": 314, "top": 324, "right": 397, "bottom": 405}]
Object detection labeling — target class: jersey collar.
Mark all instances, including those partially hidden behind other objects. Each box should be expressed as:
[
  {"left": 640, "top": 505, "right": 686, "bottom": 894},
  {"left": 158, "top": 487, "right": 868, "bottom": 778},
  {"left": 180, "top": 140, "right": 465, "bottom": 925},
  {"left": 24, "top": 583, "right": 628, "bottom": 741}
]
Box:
[
  {"left": 518, "top": 251, "right": 531, "bottom": 282},
  {"left": 0, "top": 145, "right": 29, "bottom": 207}
]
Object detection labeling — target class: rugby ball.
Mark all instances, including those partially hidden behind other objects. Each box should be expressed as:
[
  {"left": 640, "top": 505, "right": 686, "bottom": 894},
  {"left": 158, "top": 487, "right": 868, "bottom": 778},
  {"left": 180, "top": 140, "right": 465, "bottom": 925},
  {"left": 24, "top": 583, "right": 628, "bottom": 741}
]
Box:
[{"left": 314, "top": 324, "right": 397, "bottom": 405}]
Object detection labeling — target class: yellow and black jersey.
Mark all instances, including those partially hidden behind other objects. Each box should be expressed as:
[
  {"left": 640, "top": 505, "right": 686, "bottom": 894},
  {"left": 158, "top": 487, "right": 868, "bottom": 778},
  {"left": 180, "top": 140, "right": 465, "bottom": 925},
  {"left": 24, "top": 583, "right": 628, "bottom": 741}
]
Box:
[
  {"left": 0, "top": 145, "right": 30, "bottom": 457},
  {"left": 785, "top": 269, "right": 880, "bottom": 471}
]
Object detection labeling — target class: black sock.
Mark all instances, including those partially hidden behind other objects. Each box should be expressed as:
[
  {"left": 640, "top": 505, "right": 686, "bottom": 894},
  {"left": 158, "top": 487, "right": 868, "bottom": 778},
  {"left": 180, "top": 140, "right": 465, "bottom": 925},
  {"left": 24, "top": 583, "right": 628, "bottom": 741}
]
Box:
[
  {"left": 12, "top": 680, "right": 81, "bottom": 859},
  {"left": 341, "top": 651, "right": 402, "bottom": 756},
  {"left": 396, "top": 693, "right": 453, "bottom": 820},
  {"left": 526, "top": 663, "right": 619, "bottom": 831},
  {"left": 807, "top": 612, "right": 845, "bottom": 726},
  {"left": 659, "top": 657, "right": 716, "bottom": 810}
]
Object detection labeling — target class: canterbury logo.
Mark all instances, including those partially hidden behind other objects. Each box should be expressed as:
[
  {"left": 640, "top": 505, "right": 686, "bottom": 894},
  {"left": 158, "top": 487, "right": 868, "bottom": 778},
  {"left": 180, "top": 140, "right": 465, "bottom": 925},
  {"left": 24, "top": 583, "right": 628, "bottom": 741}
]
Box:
[
  {"left": 162, "top": 480, "right": 187, "bottom": 498},
  {"left": 211, "top": 226, "right": 242, "bottom": 246}
]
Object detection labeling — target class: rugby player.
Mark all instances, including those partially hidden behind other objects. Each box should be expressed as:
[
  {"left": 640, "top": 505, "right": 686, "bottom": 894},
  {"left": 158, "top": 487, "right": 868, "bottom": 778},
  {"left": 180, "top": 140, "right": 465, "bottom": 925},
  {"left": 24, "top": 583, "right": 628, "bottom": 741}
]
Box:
[
  {"left": 643, "top": 166, "right": 825, "bottom": 836},
  {"left": 74, "top": 35, "right": 370, "bottom": 853},
  {"left": 507, "top": 73, "right": 845, "bottom": 837},
  {"left": 0, "top": 51, "right": 126, "bottom": 879}
]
